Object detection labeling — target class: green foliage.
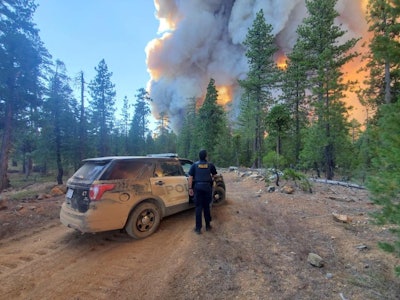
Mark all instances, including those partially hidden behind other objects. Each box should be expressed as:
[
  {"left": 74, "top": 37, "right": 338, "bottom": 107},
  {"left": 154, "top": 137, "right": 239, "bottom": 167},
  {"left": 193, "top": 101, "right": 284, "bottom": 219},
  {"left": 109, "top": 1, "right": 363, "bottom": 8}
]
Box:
[
  {"left": 262, "top": 151, "right": 287, "bottom": 169},
  {"left": 361, "top": 0, "right": 400, "bottom": 106},
  {"left": 39, "top": 60, "right": 79, "bottom": 183},
  {"left": 297, "top": 0, "right": 359, "bottom": 179},
  {"left": 280, "top": 41, "right": 309, "bottom": 163},
  {"left": 282, "top": 168, "right": 312, "bottom": 192},
  {"left": 235, "top": 92, "right": 258, "bottom": 166},
  {"left": 266, "top": 104, "right": 291, "bottom": 156},
  {"left": 118, "top": 95, "right": 131, "bottom": 155},
  {"left": 88, "top": 59, "right": 116, "bottom": 156},
  {"left": 299, "top": 124, "right": 324, "bottom": 172},
  {"left": 0, "top": 0, "right": 50, "bottom": 190},
  {"left": 366, "top": 101, "right": 400, "bottom": 274},
  {"left": 239, "top": 9, "right": 279, "bottom": 168},
  {"left": 196, "top": 78, "right": 226, "bottom": 158},
  {"left": 378, "top": 241, "right": 395, "bottom": 253},
  {"left": 129, "top": 88, "right": 152, "bottom": 155},
  {"left": 177, "top": 97, "right": 197, "bottom": 159}
]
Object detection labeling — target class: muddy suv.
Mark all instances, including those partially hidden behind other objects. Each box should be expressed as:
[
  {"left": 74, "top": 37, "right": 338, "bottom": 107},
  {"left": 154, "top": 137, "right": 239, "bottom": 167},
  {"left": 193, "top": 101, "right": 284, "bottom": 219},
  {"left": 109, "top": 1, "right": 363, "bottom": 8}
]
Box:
[{"left": 60, "top": 155, "right": 225, "bottom": 239}]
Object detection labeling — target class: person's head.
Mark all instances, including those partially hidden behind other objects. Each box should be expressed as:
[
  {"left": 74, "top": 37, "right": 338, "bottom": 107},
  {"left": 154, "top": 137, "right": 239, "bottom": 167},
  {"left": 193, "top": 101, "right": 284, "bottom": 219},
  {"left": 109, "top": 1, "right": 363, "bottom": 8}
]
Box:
[{"left": 199, "top": 149, "right": 207, "bottom": 160}]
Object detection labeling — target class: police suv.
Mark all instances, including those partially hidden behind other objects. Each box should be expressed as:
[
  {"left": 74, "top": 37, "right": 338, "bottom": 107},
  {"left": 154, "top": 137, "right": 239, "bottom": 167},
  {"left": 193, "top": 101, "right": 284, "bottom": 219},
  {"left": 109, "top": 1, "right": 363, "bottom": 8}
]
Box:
[{"left": 60, "top": 154, "right": 225, "bottom": 239}]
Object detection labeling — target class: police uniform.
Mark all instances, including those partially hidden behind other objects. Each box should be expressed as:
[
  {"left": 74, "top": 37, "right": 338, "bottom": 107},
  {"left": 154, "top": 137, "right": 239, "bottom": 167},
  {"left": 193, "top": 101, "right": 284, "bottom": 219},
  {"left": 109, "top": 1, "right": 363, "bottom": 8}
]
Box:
[{"left": 188, "top": 158, "right": 217, "bottom": 233}]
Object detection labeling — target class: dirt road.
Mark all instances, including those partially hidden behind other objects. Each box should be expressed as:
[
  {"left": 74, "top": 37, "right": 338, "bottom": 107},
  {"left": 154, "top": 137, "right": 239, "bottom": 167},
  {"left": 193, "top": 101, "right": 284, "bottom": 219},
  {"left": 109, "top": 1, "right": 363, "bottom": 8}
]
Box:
[{"left": 0, "top": 172, "right": 399, "bottom": 299}]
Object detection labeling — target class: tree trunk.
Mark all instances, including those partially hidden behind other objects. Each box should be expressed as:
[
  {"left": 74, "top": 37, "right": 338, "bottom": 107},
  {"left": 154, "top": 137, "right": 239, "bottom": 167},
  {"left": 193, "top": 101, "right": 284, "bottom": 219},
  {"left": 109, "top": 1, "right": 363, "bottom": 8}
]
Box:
[
  {"left": 295, "top": 93, "right": 301, "bottom": 163},
  {"left": 384, "top": 59, "right": 391, "bottom": 104},
  {"left": 325, "top": 143, "right": 334, "bottom": 180},
  {"left": 79, "top": 71, "right": 85, "bottom": 162},
  {"left": 55, "top": 134, "right": 63, "bottom": 184},
  {"left": 0, "top": 101, "right": 13, "bottom": 191}
]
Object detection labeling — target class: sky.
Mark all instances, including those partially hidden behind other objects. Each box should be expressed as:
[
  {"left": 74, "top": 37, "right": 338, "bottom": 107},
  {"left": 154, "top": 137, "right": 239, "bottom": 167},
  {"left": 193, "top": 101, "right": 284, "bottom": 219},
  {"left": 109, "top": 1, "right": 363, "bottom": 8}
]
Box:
[{"left": 33, "top": 0, "right": 158, "bottom": 115}]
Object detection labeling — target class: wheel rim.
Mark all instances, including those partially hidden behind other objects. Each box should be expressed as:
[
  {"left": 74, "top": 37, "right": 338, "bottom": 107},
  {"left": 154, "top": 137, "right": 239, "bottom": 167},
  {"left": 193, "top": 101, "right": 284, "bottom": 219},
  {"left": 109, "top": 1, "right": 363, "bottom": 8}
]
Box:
[
  {"left": 136, "top": 209, "right": 155, "bottom": 232},
  {"left": 213, "top": 190, "right": 223, "bottom": 204}
]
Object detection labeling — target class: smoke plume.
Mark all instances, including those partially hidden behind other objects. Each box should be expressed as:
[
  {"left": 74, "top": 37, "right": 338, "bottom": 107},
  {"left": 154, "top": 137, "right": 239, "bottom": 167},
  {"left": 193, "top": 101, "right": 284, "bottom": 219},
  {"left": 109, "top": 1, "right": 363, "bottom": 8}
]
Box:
[{"left": 145, "top": 0, "right": 368, "bottom": 130}]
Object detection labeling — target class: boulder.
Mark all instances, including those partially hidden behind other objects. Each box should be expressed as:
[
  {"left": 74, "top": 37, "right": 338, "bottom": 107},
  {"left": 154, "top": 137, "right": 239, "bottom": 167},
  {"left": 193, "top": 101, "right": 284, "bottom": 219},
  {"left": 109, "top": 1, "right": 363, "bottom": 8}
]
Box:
[
  {"left": 332, "top": 213, "right": 352, "bottom": 223},
  {"left": 281, "top": 185, "right": 294, "bottom": 194},
  {"left": 307, "top": 253, "right": 324, "bottom": 267}
]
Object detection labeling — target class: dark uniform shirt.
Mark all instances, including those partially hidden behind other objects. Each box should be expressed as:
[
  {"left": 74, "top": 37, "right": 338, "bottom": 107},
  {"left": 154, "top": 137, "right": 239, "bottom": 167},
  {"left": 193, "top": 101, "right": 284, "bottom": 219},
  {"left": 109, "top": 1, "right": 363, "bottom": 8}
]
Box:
[{"left": 188, "top": 160, "right": 217, "bottom": 185}]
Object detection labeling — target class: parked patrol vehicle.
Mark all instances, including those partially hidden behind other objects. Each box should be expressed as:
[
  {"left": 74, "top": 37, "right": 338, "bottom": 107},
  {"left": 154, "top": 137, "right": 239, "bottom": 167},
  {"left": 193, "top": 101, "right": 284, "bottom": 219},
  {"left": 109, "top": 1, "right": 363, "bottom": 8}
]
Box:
[{"left": 60, "top": 154, "right": 225, "bottom": 239}]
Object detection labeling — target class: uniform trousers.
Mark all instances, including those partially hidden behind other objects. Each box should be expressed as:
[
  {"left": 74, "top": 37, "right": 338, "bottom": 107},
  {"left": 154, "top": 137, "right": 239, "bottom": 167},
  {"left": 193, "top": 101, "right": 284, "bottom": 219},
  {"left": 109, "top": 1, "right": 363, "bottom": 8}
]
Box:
[{"left": 194, "top": 183, "right": 212, "bottom": 230}]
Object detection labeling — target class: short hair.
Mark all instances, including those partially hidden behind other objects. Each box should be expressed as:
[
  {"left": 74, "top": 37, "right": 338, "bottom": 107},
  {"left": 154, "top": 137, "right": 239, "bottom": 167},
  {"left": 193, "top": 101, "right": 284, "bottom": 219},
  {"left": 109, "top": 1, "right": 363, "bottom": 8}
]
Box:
[{"left": 199, "top": 149, "right": 207, "bottom": 160}]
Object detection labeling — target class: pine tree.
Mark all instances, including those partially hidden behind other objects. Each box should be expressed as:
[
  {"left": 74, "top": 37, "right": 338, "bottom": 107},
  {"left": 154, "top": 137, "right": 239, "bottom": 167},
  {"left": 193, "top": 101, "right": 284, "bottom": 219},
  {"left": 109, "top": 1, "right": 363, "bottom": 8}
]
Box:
[
  {"left": 265, "top": 104, "right": 291, "bottom": 157},
  {"left": 239, "top": 9, "right": 279, "bottom": 168},
  {"left": 88, "top": 59, "right": 116, "bottom": 156},
  {"left": 77, "top": 71, "right": 87, "bottom": 163},
  {"left": 196, "top": 78, "right": 225, "bottom": 159},
  {"left": 0, "top": 0, "right": 49, "bottom": 190},
  {"left": 296, "top": 0, "right": 359, "bottom": 179},
  {"left": 120, "top": 95, "right": 131, "bottom": 154},
  {"left": 363, "top": 0, "right": 400, "bottom": 276},
  {"left": 129, "top": 88, "right": 151, "bottom": 155},
  {"left": 366, "top": 0, "right": 400, "bottom": 105},
  {"left": 41, "top": 60, "right": 77, "bottom": 184},
  {"left": 281, "top": 41, "right": 309, "bottom": 164},
  {"left": 154, "top": 111, "right": 176, "bottom": 153},
  {"left": 177, "top": 97, "right": 197, "bottom": 159},
  {"left": 236, "top": 91, "right": 257, "bottom": 166},
  {"left": 366, "top": 101, "right": 400, "bottom": 276}
]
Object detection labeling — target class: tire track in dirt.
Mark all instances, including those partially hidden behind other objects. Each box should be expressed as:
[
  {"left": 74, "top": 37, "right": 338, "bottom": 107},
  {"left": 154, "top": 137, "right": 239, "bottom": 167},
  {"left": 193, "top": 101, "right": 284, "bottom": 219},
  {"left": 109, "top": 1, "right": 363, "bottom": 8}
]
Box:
[{"left": 0, "top": 209, "right": 197, "bottom": 300}]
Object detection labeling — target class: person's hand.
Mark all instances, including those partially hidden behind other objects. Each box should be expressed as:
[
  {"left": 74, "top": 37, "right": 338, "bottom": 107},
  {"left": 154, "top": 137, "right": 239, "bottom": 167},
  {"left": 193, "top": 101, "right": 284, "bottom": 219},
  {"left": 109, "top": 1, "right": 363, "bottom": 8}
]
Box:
[{"left": 189, "top": 188, "right": 194, "bottom": 196}]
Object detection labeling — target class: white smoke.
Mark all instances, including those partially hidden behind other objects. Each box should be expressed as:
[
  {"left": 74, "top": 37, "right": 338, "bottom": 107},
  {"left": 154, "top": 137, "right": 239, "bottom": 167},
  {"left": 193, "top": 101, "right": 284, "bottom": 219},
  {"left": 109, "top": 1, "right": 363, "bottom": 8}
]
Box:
[{"left": 146, "top": 0, "right": 368, "bottom": 131}]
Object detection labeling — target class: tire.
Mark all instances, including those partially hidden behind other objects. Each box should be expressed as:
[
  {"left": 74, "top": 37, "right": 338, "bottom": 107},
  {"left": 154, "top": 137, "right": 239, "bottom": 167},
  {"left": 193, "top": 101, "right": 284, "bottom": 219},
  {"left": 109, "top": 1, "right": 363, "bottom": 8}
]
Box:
[
  {"left": 125, "top": 202, "right": 161, "bottom": 239},
  {"left": 212, "top": 186, "right": 226, "bottom": 206}
]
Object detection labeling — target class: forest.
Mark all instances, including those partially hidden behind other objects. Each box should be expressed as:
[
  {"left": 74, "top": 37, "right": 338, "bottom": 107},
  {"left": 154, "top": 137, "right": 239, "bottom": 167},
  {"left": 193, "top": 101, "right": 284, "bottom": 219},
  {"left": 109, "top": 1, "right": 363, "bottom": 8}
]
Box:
[{"left": 0, "top": 0, "right": 399, "bottom": 262}]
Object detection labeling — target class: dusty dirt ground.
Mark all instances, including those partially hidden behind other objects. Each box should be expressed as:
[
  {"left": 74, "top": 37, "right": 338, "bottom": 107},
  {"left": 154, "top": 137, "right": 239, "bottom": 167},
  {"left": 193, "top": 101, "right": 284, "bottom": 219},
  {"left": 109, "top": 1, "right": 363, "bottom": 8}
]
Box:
[{"left": 0, "top": 171, "right": 399, "bottom": 300}]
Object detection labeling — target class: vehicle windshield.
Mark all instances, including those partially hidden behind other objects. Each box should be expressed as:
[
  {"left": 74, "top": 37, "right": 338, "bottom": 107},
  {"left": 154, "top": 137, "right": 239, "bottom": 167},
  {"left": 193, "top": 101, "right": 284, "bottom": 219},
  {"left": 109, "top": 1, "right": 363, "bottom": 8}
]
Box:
[{"left": 72, "top": 161, "right": 109, "bottom": 182}]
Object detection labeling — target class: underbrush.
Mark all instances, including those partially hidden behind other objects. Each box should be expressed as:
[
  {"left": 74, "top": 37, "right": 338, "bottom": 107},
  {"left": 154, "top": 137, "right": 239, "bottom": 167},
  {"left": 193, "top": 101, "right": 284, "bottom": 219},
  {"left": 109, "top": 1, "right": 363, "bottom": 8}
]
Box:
[{"left": 3, "top": 171, "right": 67, "bottom": 201}]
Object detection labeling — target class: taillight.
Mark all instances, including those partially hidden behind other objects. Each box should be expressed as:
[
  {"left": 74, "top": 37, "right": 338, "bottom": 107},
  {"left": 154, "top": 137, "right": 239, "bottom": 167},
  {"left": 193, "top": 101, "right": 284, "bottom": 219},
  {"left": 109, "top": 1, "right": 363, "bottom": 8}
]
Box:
[{"left": 89, "top": 183, "right": 116, "bottom": 201}]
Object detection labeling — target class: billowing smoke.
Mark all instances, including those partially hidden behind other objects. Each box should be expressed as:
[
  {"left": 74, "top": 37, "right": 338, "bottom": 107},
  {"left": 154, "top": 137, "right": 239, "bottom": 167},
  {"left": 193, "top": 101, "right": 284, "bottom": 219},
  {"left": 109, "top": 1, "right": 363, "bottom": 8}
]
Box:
[{"left": 145, "top": 0, "right": 368, "bottom": 131}]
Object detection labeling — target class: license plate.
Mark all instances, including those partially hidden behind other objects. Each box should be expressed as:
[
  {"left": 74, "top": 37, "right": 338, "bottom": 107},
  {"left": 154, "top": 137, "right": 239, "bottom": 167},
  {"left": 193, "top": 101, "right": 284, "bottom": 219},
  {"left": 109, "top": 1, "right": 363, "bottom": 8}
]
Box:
[{"left": 66, "top": 188, "right": 74, "bottom": 198}]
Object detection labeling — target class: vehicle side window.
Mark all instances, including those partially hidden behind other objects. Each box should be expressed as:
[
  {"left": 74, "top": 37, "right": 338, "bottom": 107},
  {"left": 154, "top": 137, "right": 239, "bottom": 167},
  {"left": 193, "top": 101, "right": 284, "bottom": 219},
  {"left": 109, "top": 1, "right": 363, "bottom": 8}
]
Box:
[
  {"left": 180, "top": 160, "right": 193, "bottom": 176},
  {"left": 106, "top": 161, "right": 154, "bottom": 180},
  {"left": 155, "top": 161, "right": 183, "bottom": 177}
]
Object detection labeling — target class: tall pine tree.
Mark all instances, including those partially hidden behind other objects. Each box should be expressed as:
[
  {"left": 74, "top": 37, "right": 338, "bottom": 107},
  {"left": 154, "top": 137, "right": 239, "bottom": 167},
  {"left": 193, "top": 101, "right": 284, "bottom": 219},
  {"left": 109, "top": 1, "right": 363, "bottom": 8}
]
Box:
[
  {"left": 0, "top": 0, "right": 49, "bottom": 190},
  {"left": 196, "top": 78, "right": 225, "bottom": 159},
  {"left": 239, "top": 9, "right": 279, "bottom": 168},
  {"left": 177, "top": 97, "right": 197, "bottom": 159},
  {"left": 129, "top": 88, "right": 151, "bottom": 155},
  {"left": 366, "top": 101, "right": 400, "bottom": 276},
  {"left": 88, "top": 59, "right": 116, "bottom": 156},
  {"left": 297, "top": 0, "right": 359, "bottom": 179},
  {"left": 41, "top": 60, "right": 77, "bottom": 184},
  {"left": 280, "top": 41, "right": 309, "bottom": 164}
]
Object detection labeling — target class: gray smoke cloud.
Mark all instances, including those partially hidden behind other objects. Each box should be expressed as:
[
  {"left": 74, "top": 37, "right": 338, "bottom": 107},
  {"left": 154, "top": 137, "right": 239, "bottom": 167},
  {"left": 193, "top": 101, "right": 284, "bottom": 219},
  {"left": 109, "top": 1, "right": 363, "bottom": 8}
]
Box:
[{"left": 146, "top": 0, "right": 368, "bottom": 131}]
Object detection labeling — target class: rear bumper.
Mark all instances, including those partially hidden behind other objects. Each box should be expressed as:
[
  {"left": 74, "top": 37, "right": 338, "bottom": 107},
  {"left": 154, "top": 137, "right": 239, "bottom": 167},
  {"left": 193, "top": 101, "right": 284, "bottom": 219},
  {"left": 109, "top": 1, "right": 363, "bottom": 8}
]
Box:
[{"left": 60, "top": 202, "right": 92, "bottom": 233}]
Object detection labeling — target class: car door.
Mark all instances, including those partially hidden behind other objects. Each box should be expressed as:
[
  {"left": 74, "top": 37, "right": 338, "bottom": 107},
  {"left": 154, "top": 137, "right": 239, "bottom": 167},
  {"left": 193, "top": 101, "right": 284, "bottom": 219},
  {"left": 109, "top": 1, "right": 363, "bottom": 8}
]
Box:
[{"left": 149, "top": 160, "right": 189, "bottom": 208}]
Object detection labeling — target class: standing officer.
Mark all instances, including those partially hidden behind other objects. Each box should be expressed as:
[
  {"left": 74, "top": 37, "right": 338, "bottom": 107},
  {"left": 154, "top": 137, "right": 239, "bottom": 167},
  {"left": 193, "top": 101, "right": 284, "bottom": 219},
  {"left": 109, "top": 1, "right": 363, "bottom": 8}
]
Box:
[{"left": 188, "top": 149, "right": 217, "bottom": 234}]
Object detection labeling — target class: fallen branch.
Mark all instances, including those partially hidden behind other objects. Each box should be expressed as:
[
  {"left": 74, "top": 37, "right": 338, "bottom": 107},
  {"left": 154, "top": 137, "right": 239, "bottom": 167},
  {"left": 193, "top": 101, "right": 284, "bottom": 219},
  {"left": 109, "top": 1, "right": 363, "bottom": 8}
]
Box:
[{"left": 309, "top": 178, "right": 365, "bottom": 189}]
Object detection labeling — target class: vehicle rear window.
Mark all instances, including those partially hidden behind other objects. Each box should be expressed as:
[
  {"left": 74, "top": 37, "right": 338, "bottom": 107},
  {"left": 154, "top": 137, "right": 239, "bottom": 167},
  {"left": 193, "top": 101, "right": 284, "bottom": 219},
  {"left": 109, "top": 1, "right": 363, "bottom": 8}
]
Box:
[
  {"left": 72, "top": 161, "right": 109, "bottom": 181},
  {"left": 105, "top": 160, "right": 154, "bottom": 180}
]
